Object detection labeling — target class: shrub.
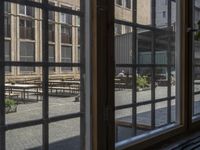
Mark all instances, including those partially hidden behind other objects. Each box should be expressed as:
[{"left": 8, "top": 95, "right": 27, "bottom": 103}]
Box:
[
  {"left": 137, "top": 75, "right": 149, "bottom": 89},
  {"left": 5, "top": 99, "right": 16, "bottom": 108}
]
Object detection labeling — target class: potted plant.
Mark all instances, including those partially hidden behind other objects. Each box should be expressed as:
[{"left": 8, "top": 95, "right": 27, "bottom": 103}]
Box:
[{"left": 5, "top": 99, "right": 17, "bottom": 113}]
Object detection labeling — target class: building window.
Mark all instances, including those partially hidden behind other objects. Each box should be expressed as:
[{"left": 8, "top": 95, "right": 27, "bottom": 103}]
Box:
[
  {"left": 125, "top": 26, "right": 132, "bottom": 33},
  {"left": 49, "top": 44, "right": 55, "bottom": 72},
  {"left": 115, "top": 24, "right": 122, "bottom": 35},
  {"left": 49, "top": 23, "right": 55, "bottom": 42},
  {"left": 78, "top": 27, "right": 80, "bottom": 45},
  {"left": 60, "top": 6, "right": 72, "bottom": 44},
  {"left": 20, "top": 18, "right": 35, "bottom": 40},
  {"left": 5, "top": 2, "right": 11, "bottom": 13},
  {"left": 5, "top": 2, "right": 11, "bottom": 38},
  {"left": 61, "top": 46, "right": 72, "bottom": 71},
  {"left": 5, "top": 15, "right": 11, "bottom": 38},
  {"left": 125, "top": 0, "right": 131, "bottom": 9},
  {"left": 19, "top": 5, "right": 34, "bottom": 17},
  {"left": 61, "top": 25, "right": 72, "bottom": 43},
  {"left": 163, "top": 11, "right": 166, "bottom": 18},
  {"left": 116, "top": 0, "right": 122, "bottom": 6},
  {"left": 20, "top": 42, "right": 35, "bottom": 72},
  {"left": 48, "top": 2, "right": 55, "bottom": 21},
  {"left": 5, "top": 40, "right": 11, "bottom": 72},
  {"left": 60, "top": 6, "right": 72, "bottom": 25}
]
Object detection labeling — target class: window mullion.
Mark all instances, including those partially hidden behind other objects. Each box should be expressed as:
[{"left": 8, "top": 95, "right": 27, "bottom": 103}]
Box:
[
  {"left": 0, "top": 1, "right": 5, "bottom": 149},
  {"left": 42, "top": 0, "right": 49, "bottom": 149},
  {"left": 151, "top": 0, "right": 156, "bottom": 129}
]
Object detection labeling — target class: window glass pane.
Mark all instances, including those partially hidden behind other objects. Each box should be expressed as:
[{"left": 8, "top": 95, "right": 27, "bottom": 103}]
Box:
[
  {"left": 155, "top": 0, "right": 168, "bottom": 28},
  {"left": 193, "top": 67, "right": 200, "bottom": 116},
  {"left": 137, "top": 0, "right": 151, "bottom": 25},
  {"left": 115, "top": 25, "right": 132, "bottom": 65},
  {"left": 5, "top": 2, "right": 11, "bottom": 13},
  {"left": 20, "top": 42, "right": 35, "bottom": 71},
  {"left": 194, "top": 0, "right": 200, "bottom": 29},
  {"left": 115, "top": 1, "right": 132, "bottom": 22},
  {"left": 49, "top": 23, "right": 55, "bottom": 42},
  {"left": 155, "top": 30, "right": 168, "bottom": 64},
  {"left": 116, "top": 0, "right": 122, "bottom": 6},
  {"left": 5, "top": 40, "right": 11, "bottom": 73},
  {"left": 137, "top": 28, "right": 153, "bottom": 64},
  {"left": 6, "top": 125, "right": 42, "bottom": 150},
  {"left": 49, "top": 119, "right": 80, "bottom": 150},
  {"left": 20, "top": 18, "right": 35, "bottom": 40},
  {"left": 48, "top": 67, "right": 80, "bottom": 117},
  {"left": 60, "top": 6, "right": 72, "bottom": 24},
  {"left": 125, "top": 0, "right": 131, "bottom": 9},
  {"left": 5, "top": 66, "right": 43, "bottom": 124},
  {"left": 115, "top": 68, "right": 132, "bottom": 106},
  {"left": 4, "top": 3, "right": 11, "bottom": 38},
  {"left": 49, "top": 45, "right": 55, "bottom": 72},
  {"left": 136, "top": 67, "right": 152, "bottom": 103},
  {"left": 61, "top": 46, "right": 72, "bottom": 71},
  {"left": 61, "top": 25, "right": 72, "bottom": 43}
]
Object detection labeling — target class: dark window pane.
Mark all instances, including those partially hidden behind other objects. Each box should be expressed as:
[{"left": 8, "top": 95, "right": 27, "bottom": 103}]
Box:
[
  {"left": 115, "top": 24, "right": 122, "bottom": 35},
  {"left": 5, "top": 2, "right": 11, "bottom": 13},
  {"left": 20, "top": 42, "right": 35, "bottom": 72},
  {"left": 49, "top": 45, "right": 55, "bottom": 72},
  {"left": 61, "top": 25, "right": 72, "bottom": 43},
  {"left": 4, "top": 16, "right": 11, "bottom": 37},
  {"left": 5, "top": 40, "right": 11, "bottom": 72},
  {"left": 20, "top": 18, "right": 35, "bottom": 40},
  {"left": 60, "top": 6, "right": 72, "bottom": 25},
  {"left": 116, "top": 0, "right": 122, "bottom": 5},
  {"left": 49, "top": 23, "right": 55, "bottom": 42},
  {"left": 19, "top": 5, "right": 25, "bottom": 14},
  {"left": 125, "top": 0, "right": 131, "bottom": 9},
  {"left": 61, "top": 46, "right": 72, "bottom": 71}
]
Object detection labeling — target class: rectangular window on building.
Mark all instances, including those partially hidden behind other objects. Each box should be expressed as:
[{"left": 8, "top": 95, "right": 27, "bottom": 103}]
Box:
[
  {"left": 61, "top": 46, "right": 72, "bottom": 71},
  {"left": 49, "top": 44, "right": 55, "bottom": 72},
  {"left": 60, "top": 6, "right": 72, "bottom": 25},
  {"left": 49, "top": 23, "right": 55, "bottom": 42},
  {"left": 125, "top": 0, "right": 131, "bottom": 9},
  {"left": 78, "top": 27, "right": 80, "bottom": 45},
  {"left": 5, "top": 2, "right": 11, "bottom": 38},
  {"left": 116, "top": 0, "right": 122, "bottom": 6},
  {"left": 61, "top": 25, "right": 72, "bottom": 43},
  {"left": 5, "top": 40, "right": 11, "bottom": 73},
  {"left": 115, "top": 24, "right": 122, "bottom": 35},
  {"left": 20, "top": 42, "right": 35, "bottom": 72},
  {"left": 5, "top": 2, "right": 11, "bottom": 13},
  {"left": 19, "top": 5, "right": 34, "bottom": 17},
  {"left": 20, "top": 19, "right": 35, "bottom": 40},
  {"left": 163, "top": 11, "right": 166, "bottom": 18},
  {"left": 5, "top": 16, "right": 11, "bottom": 38}
]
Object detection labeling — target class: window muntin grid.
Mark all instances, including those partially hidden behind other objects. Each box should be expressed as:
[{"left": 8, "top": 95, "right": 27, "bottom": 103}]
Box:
[
  {"left": 115, "top": 0, "right": 177, "bottom": 145},
  {"left": 0, "top": 0, "right": 86, "bottom": 150}
]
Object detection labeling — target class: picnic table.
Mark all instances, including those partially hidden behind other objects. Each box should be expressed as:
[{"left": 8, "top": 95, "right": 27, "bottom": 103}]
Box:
[
  {"left": 5, "top": 84, "right": 40, "bottom": 103},
  {"left": 48, "top": 80, "right": 80, "bottom": 96}
]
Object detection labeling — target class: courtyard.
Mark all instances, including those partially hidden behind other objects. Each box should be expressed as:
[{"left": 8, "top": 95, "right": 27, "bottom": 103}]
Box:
[{"left": 5, "top": 85, "right": 180, "bottom": 150}]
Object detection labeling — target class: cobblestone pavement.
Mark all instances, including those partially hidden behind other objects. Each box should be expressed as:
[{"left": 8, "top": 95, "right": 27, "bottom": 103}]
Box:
[{"left": 6, "top": 85, "right": 198, "bottom": 150}]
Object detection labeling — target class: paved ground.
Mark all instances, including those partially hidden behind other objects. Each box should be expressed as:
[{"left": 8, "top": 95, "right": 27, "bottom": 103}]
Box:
[{"left": 5, "top": 85, "right": 199, "bottom": 149}]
